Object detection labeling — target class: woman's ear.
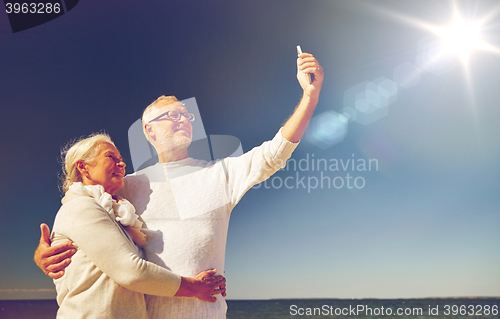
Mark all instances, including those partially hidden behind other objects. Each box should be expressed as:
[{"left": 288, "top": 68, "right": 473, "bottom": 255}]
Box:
[{"left": 76, "top": 160, "right": 89, "bottom": 180}]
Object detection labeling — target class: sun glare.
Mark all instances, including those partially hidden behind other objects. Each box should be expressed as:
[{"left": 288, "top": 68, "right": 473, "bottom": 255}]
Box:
[
  {"left": 355, "top": 0, "right": 500, "bottom": 128},
  {"left": 439, "top": 20, "right": 481, "bottom": 58},
  {"left": 366, "top": 1, "right": 500, "bottom": 70},
  {"left": 430, "top": 8, "right": 492, "bottom": 69}
]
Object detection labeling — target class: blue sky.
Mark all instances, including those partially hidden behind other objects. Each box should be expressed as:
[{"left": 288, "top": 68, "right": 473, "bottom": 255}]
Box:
[{"left": 0, "top": 0, "right": 499, "bottom": 300}]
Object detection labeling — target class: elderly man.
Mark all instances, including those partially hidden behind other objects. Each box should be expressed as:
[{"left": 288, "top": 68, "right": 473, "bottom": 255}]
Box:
[{"left": 35, "top": 52, "right": 324, "bottom": 318}]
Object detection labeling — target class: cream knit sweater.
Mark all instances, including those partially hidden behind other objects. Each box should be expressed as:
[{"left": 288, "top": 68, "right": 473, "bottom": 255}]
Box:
[{"left": 51, "top": 194, "right": 182, "bottom": 318}]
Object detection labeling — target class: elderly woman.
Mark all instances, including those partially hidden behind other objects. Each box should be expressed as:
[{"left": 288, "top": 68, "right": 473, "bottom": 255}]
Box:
[{"left": 51, "top": 133, "right": 225, "bottom": 318}]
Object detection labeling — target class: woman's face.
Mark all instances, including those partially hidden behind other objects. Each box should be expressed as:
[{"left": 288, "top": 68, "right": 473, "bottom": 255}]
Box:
[{"left": 83, "top": 143, "right": 126, "bottom": 195}]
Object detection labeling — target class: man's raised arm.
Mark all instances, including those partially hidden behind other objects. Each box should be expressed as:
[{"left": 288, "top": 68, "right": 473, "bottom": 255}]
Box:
[
  {"left": 33, "top": 223, "right": 76, "bottom": 279},
  {"left": 281, "top": 52, "right": 324, "bottom": 143}
]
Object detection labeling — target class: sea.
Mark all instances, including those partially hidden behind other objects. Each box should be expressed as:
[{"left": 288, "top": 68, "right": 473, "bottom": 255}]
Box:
[{"left": 1, "top": 298, "right": 499, "bottom": 318}]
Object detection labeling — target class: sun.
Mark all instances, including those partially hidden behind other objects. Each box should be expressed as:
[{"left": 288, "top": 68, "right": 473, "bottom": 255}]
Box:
[
  {"left": 364, "top": 0, "right": 500, "bottom": 70},
  {"left": 430, "top": 5, "right": 497, "bottom": 68},
  {"left": 437, "top": 20, "right": 481, "bottom": 61}
]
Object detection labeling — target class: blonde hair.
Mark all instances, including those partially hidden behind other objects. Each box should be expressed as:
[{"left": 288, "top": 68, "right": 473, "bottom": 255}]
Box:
[
  {"left": 60, "top": 133, "right": 116, "bottom": 193},
  {"left": 141, "top": 95, "right": 179, "bottom": 143}
]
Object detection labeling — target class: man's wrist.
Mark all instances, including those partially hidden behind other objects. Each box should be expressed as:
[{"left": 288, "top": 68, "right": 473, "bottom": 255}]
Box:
[
  {"left": 175, "top": 276, "right": 196, "bottom": 298},
  {"left": 302, "top": 92, "right": 319, "bottom": 105}
]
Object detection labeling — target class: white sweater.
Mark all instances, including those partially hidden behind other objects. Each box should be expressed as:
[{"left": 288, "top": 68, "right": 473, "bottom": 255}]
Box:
[
  {"left": 51, "top": 195, "right": 182, "bottom": 319},
  {"left": 118, "top": 129, "right": 298, "bottom": 319}
]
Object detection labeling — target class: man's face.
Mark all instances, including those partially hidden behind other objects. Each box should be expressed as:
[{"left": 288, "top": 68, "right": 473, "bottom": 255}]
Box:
[{"left": 145, "top": 101, "right": 193, "bottom": 153}]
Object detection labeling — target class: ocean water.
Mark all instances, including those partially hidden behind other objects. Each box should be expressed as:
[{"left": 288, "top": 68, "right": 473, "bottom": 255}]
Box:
[
  {"left": 227, "top": 298, "right": 500, "bottom": 318},
  {"left": 1, "top": 298, "right": 498, "bottom": 318}
]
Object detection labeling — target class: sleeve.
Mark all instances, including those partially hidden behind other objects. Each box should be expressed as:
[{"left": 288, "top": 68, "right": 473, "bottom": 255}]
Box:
[
  {"left": 53, "top": 196, "right": 181, "bottom": 296},
  {"left": 224, "top": 128, "right": 298, "bottom": 206}
]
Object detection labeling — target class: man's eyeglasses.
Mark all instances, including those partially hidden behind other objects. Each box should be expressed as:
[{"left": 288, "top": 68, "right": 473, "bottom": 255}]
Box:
[{"left": 149, "top": 110, "right": 195, "bottom": 123}]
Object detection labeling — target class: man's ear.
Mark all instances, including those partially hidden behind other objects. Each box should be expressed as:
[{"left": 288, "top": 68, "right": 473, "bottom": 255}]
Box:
[{"left": 145, "top": 123, "right": 156, "bottom": 142}]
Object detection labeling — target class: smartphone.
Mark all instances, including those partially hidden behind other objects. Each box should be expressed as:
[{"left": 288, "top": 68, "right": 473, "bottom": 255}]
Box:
[{"left": 296, "top": 45, "right": 311, "bottom": 84}]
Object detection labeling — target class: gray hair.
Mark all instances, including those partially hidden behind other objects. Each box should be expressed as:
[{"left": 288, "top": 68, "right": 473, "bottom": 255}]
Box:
[{"left": 60, "top": 133, "right": 116, "bottom": 193}]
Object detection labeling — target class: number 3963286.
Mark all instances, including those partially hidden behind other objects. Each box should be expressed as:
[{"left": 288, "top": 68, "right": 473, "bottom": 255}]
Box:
[{"left": 5, "top": 3, "right": 61, "bottom": 14}]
